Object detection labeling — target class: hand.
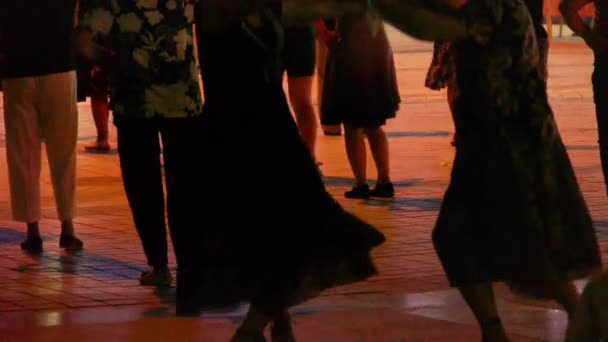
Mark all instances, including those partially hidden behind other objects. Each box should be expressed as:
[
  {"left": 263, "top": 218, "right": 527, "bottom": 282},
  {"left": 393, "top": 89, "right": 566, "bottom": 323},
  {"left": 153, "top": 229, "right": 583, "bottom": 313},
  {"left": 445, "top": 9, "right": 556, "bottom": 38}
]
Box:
[
  {"left": 321, "top": 30, "right": 343, "bottom": 47},
  {"left": 75, "top": 30, "right": 96, "bottom": 60},
  {"left": 315, "top": 20, "right": 342, "bottom": 47}
]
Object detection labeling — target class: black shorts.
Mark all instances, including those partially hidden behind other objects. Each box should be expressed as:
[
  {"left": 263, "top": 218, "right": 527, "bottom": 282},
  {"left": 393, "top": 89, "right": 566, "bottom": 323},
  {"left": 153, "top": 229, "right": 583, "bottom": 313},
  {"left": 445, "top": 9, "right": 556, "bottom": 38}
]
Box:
[{"left": 283, "top": 24, "right": 316, "bottom": 78}]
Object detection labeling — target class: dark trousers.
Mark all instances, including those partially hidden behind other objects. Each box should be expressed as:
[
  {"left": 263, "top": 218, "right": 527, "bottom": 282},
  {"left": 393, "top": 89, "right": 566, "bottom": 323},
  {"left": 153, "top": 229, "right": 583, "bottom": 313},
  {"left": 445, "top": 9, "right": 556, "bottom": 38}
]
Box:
[
  {"left": 593, "top": 54, "right": 608, "bottom": 193},
  {"left": 114, "top": 114, "right": 202, "bottom": 268}
]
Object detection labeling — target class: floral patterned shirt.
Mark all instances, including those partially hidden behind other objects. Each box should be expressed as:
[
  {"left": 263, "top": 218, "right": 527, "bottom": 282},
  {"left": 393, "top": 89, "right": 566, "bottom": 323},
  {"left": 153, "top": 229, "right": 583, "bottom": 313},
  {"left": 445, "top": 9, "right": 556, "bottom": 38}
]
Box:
[{"left": 79, "top": 0, "right": 202, "bottom": 118}]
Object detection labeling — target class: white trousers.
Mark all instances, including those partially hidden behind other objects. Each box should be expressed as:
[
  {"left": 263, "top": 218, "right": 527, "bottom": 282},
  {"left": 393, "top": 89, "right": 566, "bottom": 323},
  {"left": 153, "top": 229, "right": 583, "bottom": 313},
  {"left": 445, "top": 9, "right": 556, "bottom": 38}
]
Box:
[{"left": 1, "top": 71, "right": 78, "bottom": 222}]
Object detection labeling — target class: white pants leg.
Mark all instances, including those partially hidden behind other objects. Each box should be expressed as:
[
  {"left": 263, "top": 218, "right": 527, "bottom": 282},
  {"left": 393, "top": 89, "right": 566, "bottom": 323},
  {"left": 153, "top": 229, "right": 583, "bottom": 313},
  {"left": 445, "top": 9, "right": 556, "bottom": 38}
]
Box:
[
  {"left": 2, "top": 77, "right": 43, "bottom": 223},
  {"left": 40, "top": 71, "right": 78, "bottom": 221},
  {"left": 1, "top": 71, "right": 78, "bottom": 222}
]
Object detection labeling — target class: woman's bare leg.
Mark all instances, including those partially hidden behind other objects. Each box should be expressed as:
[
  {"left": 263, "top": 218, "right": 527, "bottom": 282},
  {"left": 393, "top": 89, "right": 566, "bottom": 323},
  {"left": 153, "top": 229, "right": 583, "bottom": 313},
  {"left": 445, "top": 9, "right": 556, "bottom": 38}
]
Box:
[
  {"left": 344, "top": 126, "right": 367, "bottom": 186},
  {"left": 365, "top": 126, "right": 391, "bottom": 184},
  {"left": 458, "top": 283, "right": 509, "bottom": 341}
]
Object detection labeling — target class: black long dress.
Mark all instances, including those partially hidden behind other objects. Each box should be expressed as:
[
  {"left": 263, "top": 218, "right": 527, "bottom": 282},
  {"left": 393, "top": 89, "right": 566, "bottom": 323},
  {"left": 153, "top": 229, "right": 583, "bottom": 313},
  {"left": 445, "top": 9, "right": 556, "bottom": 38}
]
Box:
[{"left": 180, "top": 7, "right": 385, "bottom": 313}]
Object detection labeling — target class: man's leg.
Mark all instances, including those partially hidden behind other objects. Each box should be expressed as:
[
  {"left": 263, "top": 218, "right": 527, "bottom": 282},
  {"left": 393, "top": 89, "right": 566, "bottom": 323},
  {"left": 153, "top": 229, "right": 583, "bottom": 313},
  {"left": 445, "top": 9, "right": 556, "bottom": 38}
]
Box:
[
  {"left": 160, "top": 116, "right": 207, "bottom": 313},
  {"left": 593, "top": 54, "right": 608, "bottom": 195},
  {"left": 39, "top": 71, "right": 82, "bottom": 250},
  {"left": 115, "top": 115, "right": 171, "bottom": 286},
  {"left": 1, "top": 77, "right": 44, "bottom": 251}
]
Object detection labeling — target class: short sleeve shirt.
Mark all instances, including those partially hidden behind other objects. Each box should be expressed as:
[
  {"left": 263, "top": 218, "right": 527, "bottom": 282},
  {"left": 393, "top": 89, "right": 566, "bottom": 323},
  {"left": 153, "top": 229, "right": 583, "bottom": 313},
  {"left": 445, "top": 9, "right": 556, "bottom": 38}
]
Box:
[
  {"left": 79, "top": 0, "right": 202, "bottom": 118},
  {"left": 0, "top": 0, "right": 78, "bottom": 79}
]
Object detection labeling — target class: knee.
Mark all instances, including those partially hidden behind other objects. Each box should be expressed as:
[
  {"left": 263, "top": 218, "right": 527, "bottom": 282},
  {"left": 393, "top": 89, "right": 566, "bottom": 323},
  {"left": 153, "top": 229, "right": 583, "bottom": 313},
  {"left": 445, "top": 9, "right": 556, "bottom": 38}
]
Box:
[
  {"left": 364, "top": 127, "right": 384, "bottom": 139},
  {"left": 291, "top": 100, "right": 314, "bottom": 117}
]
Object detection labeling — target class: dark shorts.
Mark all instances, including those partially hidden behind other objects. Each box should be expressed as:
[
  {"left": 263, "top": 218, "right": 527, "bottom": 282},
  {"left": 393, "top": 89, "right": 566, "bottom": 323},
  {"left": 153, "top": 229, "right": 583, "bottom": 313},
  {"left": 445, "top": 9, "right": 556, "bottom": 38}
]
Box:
[{"left": 283, "top": 25, "right": 316, "bottom": 78}]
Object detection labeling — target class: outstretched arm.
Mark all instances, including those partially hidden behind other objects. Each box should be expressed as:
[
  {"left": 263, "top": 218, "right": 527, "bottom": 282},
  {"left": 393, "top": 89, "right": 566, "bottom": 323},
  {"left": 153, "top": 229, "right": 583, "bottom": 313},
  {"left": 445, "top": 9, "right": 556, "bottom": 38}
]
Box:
[
  {"left": 560, "top": 0, "right": 608, "bottom": 53},
  {"left": 196, "top": 0, "right": 367, "bottom": 32},
  {"left": 373, "top": 0, "right": 469, "bottom": 41}
]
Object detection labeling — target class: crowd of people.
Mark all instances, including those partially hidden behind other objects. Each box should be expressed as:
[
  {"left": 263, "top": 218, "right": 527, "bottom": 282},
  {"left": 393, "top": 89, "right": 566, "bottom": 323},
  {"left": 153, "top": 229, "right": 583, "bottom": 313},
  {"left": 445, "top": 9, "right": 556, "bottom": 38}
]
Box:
[{"left": 0, "top": 0, "right": 606, "bottom": 340}]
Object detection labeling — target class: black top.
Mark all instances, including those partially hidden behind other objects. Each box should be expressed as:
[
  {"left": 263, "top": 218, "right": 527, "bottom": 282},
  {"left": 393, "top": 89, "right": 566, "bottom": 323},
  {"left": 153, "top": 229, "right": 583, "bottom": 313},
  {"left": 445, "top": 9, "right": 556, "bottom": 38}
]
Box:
[
  {"left": 523, "top": 0, "right": 548, "bottom": 39},
  {"left": 0, "top": 0, "right": 77, "bottom": 79}
]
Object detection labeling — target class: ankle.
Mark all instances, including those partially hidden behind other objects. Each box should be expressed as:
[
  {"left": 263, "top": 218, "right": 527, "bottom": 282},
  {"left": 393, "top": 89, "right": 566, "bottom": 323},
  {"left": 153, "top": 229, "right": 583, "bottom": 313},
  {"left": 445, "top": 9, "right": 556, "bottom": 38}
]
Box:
[
  {"left": 153, "top": 265, "right": 169, "bottom": 273},
  {"left": 26, "top": 222, "right": 40, "bottom": 238},
  {"left": 481, "top": 317, "right": 508, "bottom": 341},
  {"left": 61, "top": 220, "right": 75, "bottom": 236}
]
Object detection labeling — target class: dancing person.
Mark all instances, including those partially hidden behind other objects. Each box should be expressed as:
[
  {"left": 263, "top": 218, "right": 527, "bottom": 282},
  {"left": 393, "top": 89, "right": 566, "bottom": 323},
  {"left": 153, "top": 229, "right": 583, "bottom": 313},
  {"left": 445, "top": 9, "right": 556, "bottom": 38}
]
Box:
[
  {"left": 373, "top": 0, "right": 602, "bottom": 339},
  {"left": 561, "top": 0, "right": 608, "bottom": 195},
  {"left": 186, "top": 1, "right": 385, "bottom": 341}
]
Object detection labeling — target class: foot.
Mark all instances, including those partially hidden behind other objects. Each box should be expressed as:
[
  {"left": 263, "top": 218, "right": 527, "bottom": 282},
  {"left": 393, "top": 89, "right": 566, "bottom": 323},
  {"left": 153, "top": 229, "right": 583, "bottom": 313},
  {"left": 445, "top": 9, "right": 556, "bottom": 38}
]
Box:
[
  {"left": 370, "top": 182, "right": 395, "bottom": 198},
  {"left": 481, "top": 318, "right": 510, "bottom": 342},
  {"left": 84, "top": 141, "right": 111, "bottom": 153},
  {"left": 345, "top": 184, "right": 370, "bottom": 199},
  {"left": 59, "top": 234, "right": 84, "bottom": 251},
  {"left": 20, "top": 236, "right": 43, "bottom": 253},
  {"left": 271, "top": 317, "right": 296, "bottom": 342},
  {"left": 231, "top": 328, "right": 267, "bottom": 342},
  {"left": 140, "top": 267, "right": 172, "bottom": 287}
]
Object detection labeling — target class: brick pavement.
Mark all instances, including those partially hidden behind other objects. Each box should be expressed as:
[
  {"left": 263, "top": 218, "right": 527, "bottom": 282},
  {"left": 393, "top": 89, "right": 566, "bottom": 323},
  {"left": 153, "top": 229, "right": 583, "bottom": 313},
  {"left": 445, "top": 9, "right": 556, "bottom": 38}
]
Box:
[{"left": 0, "top": 28, "right": 606, "bottom": 341}]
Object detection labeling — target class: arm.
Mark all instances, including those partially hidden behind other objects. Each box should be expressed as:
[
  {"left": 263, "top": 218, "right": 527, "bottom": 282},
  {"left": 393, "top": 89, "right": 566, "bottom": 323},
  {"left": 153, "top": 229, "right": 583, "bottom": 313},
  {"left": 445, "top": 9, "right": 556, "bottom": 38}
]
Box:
[
  {"left": 559, "top": 0, "right": 608, "bottom": 52},
  {"left": 196, "top": 0, "right": 367, "bottom": 32},
  {"left": 196, "top": 0, "right": 278, "bottom": 32},
  {"left": 75, "top": 1, "right": 114, "bottom": 62},
  {"left": 282, "top": 0, "right": 366, "bottom": 25},
  {"left": 373, "top": 0, "right": 469, "bottom": 42},
  {"left": 314, "top": 19, "right": 342, "bottom": 45}
]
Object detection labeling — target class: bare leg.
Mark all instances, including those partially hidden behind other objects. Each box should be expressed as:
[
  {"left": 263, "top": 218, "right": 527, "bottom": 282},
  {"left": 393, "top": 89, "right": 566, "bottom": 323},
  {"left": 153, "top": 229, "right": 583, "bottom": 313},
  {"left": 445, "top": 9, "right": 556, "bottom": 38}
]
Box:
[
  {"left": 287, "top": 76, "right": 317, "bottom": 159},
  {"left": 458, "top": 283, "right": 509, "bottom": 341},
  {"left": 365, "top": 126, "right": 391, "bottom": 184},
  {"left": 344, "top": 126, "right": 367, "bottom": 186},
  {"left": 86, "top": 91, "right": 110, "bottom": 150},
  {"left": 447, "top": 84, "right": 457, "bottom": 146}
]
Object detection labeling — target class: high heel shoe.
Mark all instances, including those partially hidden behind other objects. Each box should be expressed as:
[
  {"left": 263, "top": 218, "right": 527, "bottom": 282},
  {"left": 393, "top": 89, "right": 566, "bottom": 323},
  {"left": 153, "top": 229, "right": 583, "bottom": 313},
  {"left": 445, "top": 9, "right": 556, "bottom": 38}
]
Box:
[
  {"left": 480, "top": 318, "right": 509, "bottom": 342},
  {"left": 231, "top": 328, "right": 266, "bottom": 342},
  {"left": 270, "top": 317, "right": 296, "bottom": 342}
]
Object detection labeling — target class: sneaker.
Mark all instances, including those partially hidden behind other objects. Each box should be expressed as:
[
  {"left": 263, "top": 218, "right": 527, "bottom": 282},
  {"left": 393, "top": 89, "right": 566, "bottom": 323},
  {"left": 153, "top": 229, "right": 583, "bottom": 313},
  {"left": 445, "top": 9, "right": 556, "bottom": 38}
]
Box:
[
  {"left": 20, "top": 236, "right": 43, "bottom": 253},
  {"left": 345, "top": 184, "right": 370, "bottom": 199},
  {"left": 140, "top": 268, "right": 172, "bottom": 287},
  {"left": 59, "top": 234, "right": 84, "bottom": 251},
  {"left": 370, "top": 182, "right": 395, "bottom": 198}
]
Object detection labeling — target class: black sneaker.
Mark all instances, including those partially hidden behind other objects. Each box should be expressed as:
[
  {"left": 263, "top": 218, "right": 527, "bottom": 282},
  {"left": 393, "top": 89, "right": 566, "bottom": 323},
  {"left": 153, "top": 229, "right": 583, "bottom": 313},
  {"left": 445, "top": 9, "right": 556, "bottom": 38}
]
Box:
[
  {"left": 370, "top": 182, "right": 395, "bottom": 198},
  {"left": 345, "top": 184, "right": 370, "bottom": 199},
  {"left": 20, "top": 236, "right": 43, "bottom": 253}
]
